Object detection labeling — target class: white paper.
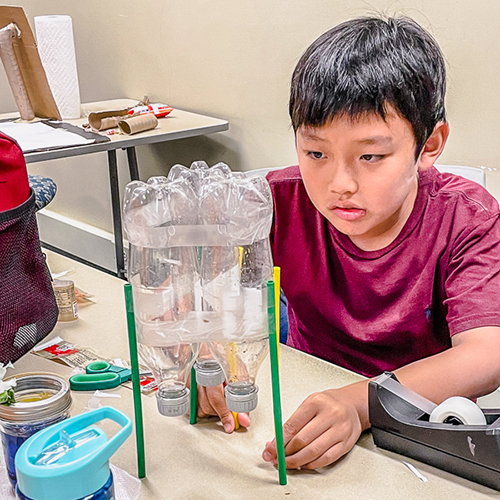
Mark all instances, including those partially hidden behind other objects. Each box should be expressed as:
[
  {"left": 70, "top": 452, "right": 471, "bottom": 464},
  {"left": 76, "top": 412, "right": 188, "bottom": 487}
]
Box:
[
  {"left": 34, "top": 15, "right": 81, "bottom": 119},
  {"left": 0, "top": 122, "right": 93, "bottom": 152},
  {"left": 402, "top": 461, "right": 429, "bottom": 483}
]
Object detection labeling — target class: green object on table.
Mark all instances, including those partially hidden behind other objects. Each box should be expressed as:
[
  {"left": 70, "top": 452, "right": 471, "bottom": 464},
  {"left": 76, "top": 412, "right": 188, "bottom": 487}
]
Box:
[
  {"left": 267, "top": 278, "right": 287, "bottom": 485},
  {"left": 69, "top": 361, "right": 132, "bottom": 391},
  {"left": 124, "top": 283, "right": 146, "bottom": 479},
  {"left": 190, "top": 366, "right": 198, "bottom": 424}
]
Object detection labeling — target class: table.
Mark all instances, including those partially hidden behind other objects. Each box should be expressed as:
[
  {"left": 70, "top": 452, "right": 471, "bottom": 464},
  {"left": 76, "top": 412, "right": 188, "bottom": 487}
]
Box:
[
  {"left": 0, "top": 99, "right": 229, "bottom": 278},
  {"left": 7, "top": 250, "right": 498, "bottom": 500}
]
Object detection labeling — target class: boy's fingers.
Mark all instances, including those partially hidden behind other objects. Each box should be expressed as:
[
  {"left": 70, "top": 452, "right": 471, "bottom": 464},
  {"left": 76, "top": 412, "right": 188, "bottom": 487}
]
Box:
[
  {"left": 237, "top": 412, "right": 251, "bottom": 428},
  {"left": 205, "top": 385, "right": 234, "bottom": 433}
]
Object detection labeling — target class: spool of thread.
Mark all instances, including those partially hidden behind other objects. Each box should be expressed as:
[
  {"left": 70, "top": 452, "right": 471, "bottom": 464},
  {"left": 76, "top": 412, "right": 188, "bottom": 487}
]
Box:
[
  {"left": 429, "top": 396, "right": 486, "bottom": 426},
  {"left": 118, "top": 113, "right": 158, "bottom": 135},
  {"left": 52, "top": 279, "right": 78, "bottom": 322}
]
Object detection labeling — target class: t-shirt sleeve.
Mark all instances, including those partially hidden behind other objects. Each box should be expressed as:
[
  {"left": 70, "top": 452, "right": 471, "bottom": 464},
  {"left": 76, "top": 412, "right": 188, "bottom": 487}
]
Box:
[{"left": 445, "top": 214, "right": 500, "bottom": 335}]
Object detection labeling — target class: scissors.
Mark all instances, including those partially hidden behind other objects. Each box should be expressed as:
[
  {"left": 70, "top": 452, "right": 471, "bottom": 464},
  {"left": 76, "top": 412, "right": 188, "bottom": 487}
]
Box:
[{"left": 69, "top": 361, "right": 132, "bottom": 391}]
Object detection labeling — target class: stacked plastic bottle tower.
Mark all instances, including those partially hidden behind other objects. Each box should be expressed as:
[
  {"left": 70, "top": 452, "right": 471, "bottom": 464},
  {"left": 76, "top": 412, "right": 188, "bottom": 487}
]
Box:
[{"left": 123, "top": 162, "right": 274, "bottom": 417}]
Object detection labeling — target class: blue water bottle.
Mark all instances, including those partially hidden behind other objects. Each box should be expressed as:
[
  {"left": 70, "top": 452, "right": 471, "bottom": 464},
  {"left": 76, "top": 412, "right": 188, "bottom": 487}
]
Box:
[{"left": 14, "top": 406, "right": 132, "bottom": 500}]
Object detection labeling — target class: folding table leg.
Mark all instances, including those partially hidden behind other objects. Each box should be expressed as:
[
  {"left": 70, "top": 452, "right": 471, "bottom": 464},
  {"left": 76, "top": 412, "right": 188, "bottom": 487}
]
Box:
[
  {"left": 126, "top": 147, "right": 140, "bottom": 181},
  {"left": 107, "top": 149, "right": 126, "bottom": 279}
]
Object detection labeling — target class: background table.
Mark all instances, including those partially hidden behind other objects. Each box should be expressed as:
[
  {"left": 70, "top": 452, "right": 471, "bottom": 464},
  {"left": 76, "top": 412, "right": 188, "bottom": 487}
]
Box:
[
  {"left": 0, "top": 99, "right": 229, "bottom": 278},
  {"left": 7, "top": 250, "right": 499, "bottom": 500}
]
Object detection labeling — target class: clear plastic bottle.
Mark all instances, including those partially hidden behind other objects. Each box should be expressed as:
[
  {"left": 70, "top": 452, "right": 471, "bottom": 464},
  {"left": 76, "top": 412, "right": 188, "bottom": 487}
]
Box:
[
  {"left": 124, "top": 176, "right": 201, "bottom": 417},
  {"left": 199, "top": 171, "right": 274, "bottom": 412},
  {"left": 123, "top": 162, "right": 274, "bottom": 415}
]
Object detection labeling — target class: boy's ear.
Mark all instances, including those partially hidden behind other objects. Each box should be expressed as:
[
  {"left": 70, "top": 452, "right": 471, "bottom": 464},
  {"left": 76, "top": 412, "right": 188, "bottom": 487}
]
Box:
[{"left": 418, "top": 121, "right": 450, "bottom": 171}]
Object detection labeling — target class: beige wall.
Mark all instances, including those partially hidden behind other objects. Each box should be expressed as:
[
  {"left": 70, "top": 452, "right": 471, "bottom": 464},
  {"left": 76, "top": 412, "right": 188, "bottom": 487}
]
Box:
[{"left": 1, "top": 1, "right": 500, "bottom": 233}]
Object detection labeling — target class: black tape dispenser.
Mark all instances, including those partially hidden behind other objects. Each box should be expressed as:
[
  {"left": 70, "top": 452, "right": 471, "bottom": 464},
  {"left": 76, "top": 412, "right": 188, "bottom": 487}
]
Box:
[{"left": 369, "top": 372, "right": 500, "bottom": 490}]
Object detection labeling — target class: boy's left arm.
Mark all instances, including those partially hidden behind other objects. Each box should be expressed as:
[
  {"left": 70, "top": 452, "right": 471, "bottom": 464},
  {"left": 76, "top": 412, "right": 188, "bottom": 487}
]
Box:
[{"left": 262, "top": 326, "right": 500, "bottom": 469}]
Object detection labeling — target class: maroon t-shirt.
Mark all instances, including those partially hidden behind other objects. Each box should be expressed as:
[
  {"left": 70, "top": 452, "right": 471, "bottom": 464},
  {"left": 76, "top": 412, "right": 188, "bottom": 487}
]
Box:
[{"left": 267, "top": 165, "right": 500, "bottom": 378}]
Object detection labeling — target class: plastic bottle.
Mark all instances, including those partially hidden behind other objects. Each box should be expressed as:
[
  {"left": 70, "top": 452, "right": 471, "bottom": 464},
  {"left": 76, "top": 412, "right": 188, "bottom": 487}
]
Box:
[
  {"left": 14, "top": 406, "right": 131, "bottom": 500},
  {"left": 123, "top": 175, "right": 201, "bottom": 417}
]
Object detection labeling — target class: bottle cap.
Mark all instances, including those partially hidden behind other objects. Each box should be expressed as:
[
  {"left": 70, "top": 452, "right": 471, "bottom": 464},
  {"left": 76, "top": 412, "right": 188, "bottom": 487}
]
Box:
[
  {"left": 225, "top": 384, "right": 259, "bottom": 413},
  {"left": 156, "top": 386, "right": 190, "bottom": 417},
  {"left": 15, "top": 406, "right": 131, "bottom": 500},
  {"left": 194, "top": 360, "right": 225, "bottom": 387}
]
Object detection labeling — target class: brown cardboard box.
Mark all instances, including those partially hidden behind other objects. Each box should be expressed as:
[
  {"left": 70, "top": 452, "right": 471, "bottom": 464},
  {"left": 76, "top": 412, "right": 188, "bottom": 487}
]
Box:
[{"left": 0, "top": 5, "right": 60, "bottom": 120}]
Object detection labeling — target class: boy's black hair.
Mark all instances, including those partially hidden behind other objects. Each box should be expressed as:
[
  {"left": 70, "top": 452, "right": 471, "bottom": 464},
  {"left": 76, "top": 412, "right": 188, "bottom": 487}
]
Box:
[{"left": 289, "top": 16, "right": 446, "bottom": 157}]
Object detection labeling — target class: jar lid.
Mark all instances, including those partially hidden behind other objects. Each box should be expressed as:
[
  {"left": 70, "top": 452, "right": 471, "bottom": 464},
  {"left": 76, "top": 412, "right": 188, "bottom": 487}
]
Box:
[{"left": 0, "top": 373, "right": 72, "bottom": 423}]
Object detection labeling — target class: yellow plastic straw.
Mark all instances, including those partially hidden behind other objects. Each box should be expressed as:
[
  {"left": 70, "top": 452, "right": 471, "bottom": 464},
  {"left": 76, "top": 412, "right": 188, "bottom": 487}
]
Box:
[
  {"left": 232, "top": 411, "right": 240, "bottom": 430},
  {"left": 273, "top": 267, "right": 281, "bottom": 364}
]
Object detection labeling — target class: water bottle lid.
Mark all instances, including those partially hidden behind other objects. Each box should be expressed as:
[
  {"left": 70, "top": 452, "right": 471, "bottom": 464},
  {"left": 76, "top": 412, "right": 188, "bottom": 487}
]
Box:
[
  {"left": 156, "top": 386, "right": 190, "bottom": 417},
  {"left": 15, "top": 406, "right": 131, "bottom": 500},
  {"left": 225, "top": 384, "right": 259, "bottom": 413},
  {"left": 194, "top": 360, "right": 225, "bottom": 387}
]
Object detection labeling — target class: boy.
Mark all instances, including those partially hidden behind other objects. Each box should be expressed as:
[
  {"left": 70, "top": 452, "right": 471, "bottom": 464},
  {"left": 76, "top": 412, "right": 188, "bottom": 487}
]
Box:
[{"left": 202, "top": 16, "right": 500, "bottom": 469}]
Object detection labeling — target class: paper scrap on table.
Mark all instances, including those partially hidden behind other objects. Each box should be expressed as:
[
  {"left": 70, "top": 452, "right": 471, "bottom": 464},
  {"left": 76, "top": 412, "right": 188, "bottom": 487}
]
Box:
[
  {"left": 0, "top": 122, "right": 93, "bottom": 153},
  {"left": 51, "top": 268, "right": 75, "bottom": 279},
  {"left": 94, "top": 390, "right": 121, "bottom": 399},
  {"left": 402, "top": 461, "right": 428, "bottom": 483}
]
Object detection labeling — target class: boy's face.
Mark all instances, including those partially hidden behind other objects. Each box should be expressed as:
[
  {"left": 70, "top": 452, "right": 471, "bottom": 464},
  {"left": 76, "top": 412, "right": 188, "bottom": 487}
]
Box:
[{"left": 296, "top": 108, "right": 425, "bottom": 251}]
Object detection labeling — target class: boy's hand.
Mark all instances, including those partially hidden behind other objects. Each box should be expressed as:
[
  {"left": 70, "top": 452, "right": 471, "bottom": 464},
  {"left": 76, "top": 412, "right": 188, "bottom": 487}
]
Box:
[
  {"left": 196, "top": 384, "right": 251, "bottom": 433},
  {"left": 262, "top": 384, "right": 366, "bottom": 469}
]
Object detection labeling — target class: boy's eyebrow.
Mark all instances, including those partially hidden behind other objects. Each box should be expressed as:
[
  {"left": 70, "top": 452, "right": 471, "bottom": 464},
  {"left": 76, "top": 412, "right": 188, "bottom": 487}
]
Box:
[
  {"left": 355, "top": 136, "right": 393, "bottom": 145},
  {"left": 299, "top": 130, "right": 327, "bottom": 142}
]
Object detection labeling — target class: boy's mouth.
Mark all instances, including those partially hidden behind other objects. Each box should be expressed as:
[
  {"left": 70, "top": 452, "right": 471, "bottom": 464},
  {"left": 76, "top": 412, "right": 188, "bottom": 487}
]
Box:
[{"left": 331, "top": 206, "right": 366, "bottom": 221}]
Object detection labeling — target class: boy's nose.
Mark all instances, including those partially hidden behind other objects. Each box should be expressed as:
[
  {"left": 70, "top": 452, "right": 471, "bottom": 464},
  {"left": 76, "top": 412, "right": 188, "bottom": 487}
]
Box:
[{"left": 327, "top": 164, "right": 358, "bottom": 195}]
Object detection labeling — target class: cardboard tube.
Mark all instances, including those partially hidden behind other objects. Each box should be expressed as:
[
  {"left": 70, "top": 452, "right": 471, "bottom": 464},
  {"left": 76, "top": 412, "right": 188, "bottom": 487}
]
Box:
[
  {"left": 88, "top": 108, "right": 129, "bottom": 131},
  {"left": 0, "top": 23, "right": 34, "bottom": 120},
  {"left": 119, "top": 113, "right": 158, "bottom": 135}
]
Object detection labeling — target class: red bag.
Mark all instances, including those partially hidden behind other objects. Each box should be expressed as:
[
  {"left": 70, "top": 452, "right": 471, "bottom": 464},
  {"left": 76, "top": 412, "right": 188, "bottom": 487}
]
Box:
[{"left": 0, "top": 132, "right": 58, "bottom": 363}]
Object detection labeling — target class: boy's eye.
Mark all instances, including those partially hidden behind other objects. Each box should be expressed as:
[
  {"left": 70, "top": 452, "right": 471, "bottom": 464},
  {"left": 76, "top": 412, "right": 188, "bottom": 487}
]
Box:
[
  {"left": 307, "top": 151, "right": 325, "bottom": 160},
  {"left": 360, "top": 154, "right": 384, "bottom": 163}
]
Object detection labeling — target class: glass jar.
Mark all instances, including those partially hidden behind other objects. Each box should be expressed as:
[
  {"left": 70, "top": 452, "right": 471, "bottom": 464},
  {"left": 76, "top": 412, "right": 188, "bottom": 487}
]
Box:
[{"left": 0, "top": 373, "right": 72, "bottom": 489}]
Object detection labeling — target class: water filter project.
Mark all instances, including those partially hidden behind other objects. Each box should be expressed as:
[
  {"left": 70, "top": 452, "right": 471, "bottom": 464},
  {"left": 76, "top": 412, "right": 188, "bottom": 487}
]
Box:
[{"left": 123, "top": 162, "right": 274, "bottom": 417}]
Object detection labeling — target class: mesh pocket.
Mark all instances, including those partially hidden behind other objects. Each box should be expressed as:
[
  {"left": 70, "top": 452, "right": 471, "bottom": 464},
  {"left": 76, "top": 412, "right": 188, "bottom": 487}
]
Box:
[{"left": 0, "top": 192, "right": 58, "bottom": 363}]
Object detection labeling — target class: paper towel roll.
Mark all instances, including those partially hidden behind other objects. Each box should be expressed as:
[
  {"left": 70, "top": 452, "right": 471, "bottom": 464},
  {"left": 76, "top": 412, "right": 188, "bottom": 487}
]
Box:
[{"left": 34, "top": 15, "right": 81, "bottom": 119}]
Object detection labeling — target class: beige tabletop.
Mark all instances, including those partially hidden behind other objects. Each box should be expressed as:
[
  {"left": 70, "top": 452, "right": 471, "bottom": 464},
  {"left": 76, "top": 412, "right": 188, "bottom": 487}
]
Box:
[
  {"left": 9, "top": 251, "right": 499, "bottom": 500},
  {"left": 0, "top": 99, "right": 229, "bottom": 163}
]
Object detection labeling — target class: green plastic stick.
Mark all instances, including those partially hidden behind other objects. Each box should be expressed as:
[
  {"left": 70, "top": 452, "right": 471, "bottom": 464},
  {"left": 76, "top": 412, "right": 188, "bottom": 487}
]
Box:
[
  {"left": 124, "top": 283, "right": 146, "bottom": 479},
  {"left": 190, "top": 366, "right": 198, "bottom": 424},
  {"left": 267, "top": 279, "right": 287, "bottom": 485}
]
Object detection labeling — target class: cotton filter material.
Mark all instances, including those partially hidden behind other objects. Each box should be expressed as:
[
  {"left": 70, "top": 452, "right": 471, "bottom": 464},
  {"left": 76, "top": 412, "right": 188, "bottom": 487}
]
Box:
[
  {"left": 34, "top": 15, "right": 81, "bottom": 119},
  {"left": 429, "top": 396, "right": 487, "bottom": 425}
]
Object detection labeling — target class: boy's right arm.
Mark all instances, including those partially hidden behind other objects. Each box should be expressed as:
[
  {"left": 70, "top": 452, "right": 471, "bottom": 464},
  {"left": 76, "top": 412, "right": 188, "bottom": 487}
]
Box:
[{"left": 262, "top": 325, "right": 500, "bottom": 469}]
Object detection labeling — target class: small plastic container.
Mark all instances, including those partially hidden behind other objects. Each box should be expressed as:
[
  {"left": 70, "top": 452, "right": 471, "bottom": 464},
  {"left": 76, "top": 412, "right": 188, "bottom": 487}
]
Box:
[
  {"left": 0, "top": 373, "right": 72, "bottom": 489},
  {"left": 15, "top": 406, "right": 132, "bottom": 500},
  {"left": 52, "top": 279, "right": 78, "bottom": 321}
]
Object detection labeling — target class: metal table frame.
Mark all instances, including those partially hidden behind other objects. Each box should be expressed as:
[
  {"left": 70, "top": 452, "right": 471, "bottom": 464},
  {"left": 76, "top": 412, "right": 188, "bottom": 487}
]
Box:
[{"left": 6, "top": 98, "right": 229, "bottom": 278}]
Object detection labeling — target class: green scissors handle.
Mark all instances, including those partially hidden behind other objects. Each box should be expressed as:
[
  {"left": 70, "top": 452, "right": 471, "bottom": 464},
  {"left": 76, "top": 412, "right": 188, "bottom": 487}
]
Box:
[
  {"left": 86, "top": 361, "right": 112, "bottom": 374},
  {"left": 69, "top": 361, "right": 132, "bottom": 391},
  {"left": 70, "top": 372, "right": 121, "bottom": 391}
]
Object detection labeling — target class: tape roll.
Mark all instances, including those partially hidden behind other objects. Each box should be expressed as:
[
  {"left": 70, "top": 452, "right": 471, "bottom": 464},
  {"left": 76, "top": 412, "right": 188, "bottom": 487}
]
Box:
[{"left": 429, "top": 396, "right": 486, "bottom": 425}]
